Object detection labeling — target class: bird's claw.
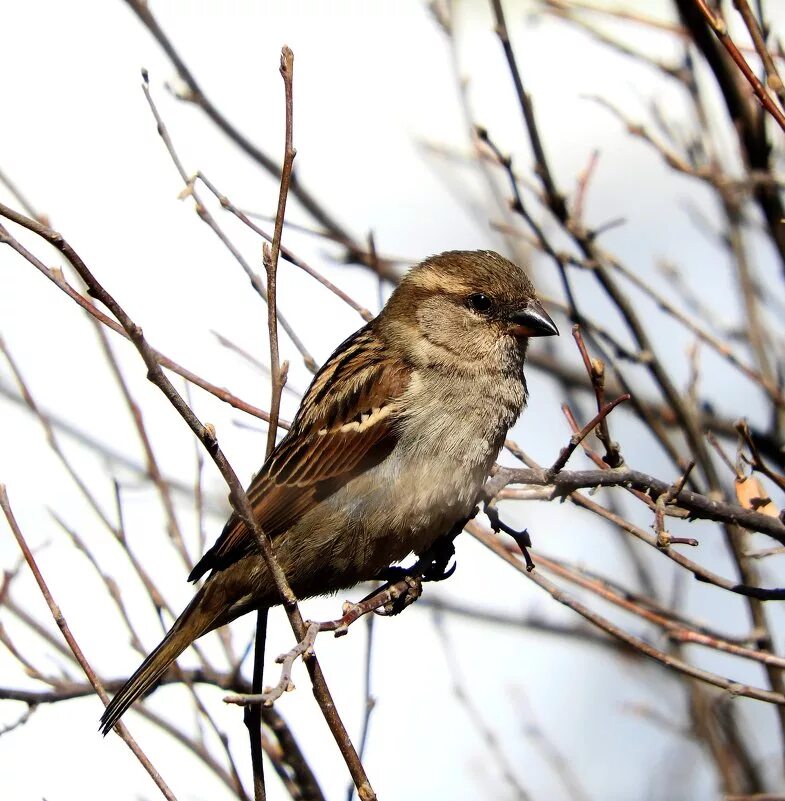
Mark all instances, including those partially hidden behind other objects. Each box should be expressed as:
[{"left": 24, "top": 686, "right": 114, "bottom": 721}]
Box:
[
  {"left": 368, "top": 537, "right": 456, "bottom": 618},
  {"left": 374, "top": 575, "right": 422, "bottom": 616},
  {"left": 421, "top": 555, "right": 457, "bottom": 582},
  {"left": 418, "top": 535, "right": 457, "bottom": 583},
  {"left": 374, "top": 534, "right": 457, "bottom": 586}
]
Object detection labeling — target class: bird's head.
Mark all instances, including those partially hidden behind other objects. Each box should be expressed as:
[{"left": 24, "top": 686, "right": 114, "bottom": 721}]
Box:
[{"left": 379, "top": 250, "right": 558, "bottom": 371}]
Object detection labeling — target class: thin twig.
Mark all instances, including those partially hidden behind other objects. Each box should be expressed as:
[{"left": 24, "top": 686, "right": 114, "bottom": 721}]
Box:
[
  {"left": 733, "top": 0, "right": 785, "bottom": 109},
  {"left": 0, "top": 193, "right": 374, "bottom": 800},
  {"left": 484, "top": 466, "right": 785, "bottom": 544},
  {"left": 121, "top": 0, "right": 356, "bottom": 251},
  {"left": 548, "top": 394, "right": 630, "bottom": 476},
  {"left": 139, "top": 70, "right": 316, "bottom": 373},
  {"left": 692, "top": 0, "right": 785, "bottom": 133},
  {"left": 571, "top": 325, "right": 623, "bottom": 466},
  {"left": 470, "top": 520, "right": 785, "bottom": 707},
  {"left": 0, "top": 212, "right": 287, "bottom": 427},
  {"left": 0, "top": 486, "right": 178, "bottom": 800},
  {"left": 248, "top": 45, "right": 298, "bottom": 801}
]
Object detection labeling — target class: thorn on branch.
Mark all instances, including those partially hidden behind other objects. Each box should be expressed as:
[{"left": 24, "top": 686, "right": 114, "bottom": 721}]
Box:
[
  {"left": 654, "top": 461, "right": 698, "bottom": 547},
  {"left": 484, "top": 501, "right": 535, "bottom": 571}
]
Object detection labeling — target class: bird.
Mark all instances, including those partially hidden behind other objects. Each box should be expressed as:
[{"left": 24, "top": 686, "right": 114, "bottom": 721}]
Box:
[{"left": 99, "top": 249, "right": 558, "bottom": 733}]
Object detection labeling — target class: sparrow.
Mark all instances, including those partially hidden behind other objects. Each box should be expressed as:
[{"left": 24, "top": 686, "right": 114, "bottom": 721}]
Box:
[{"left": 100, "top": 249, "right": 557, "bottom": 733}]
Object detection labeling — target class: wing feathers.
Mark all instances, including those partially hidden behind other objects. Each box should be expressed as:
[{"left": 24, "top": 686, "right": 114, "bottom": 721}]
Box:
[{"left": 188, "top": 323, "right": 410, "bottom": 582}]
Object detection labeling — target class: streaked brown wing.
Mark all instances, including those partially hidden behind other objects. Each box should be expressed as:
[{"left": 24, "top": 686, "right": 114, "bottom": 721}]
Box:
[{"left": 188, "top": 324, "right": 410, "bottom": 581}]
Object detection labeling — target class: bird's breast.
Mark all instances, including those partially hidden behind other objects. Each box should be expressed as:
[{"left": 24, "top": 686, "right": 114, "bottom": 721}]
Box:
[
  {"left": 278, "top": 367, "right": 525, "bottom": 595},
  {"left": 333, "top": 367, "right": 525, "bottom": 555},
  {"left": 395, "top": 367, "right": 525, "bottom": 464}
]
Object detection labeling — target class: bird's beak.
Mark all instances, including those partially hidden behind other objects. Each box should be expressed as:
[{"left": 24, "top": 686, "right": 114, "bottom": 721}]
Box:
[{"left": 510, "top": 300, "right": 559, "bottom": 338}]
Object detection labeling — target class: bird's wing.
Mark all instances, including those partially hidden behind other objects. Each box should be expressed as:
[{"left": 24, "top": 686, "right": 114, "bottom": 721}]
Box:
[{"left": 188, "top": 324, "right": 411, "bottom": 581}]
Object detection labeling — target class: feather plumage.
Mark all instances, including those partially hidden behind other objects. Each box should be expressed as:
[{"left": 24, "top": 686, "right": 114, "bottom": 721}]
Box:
[
  {"left": 100, "top": 249, "right": 558, "bottom": 735},
  {"left": 188, "top": 324, "right": 411, "bottom": 581}
]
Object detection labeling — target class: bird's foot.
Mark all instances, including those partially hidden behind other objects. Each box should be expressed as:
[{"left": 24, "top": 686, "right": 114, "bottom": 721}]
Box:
[
  {"left": 374, "top": 574, "right": 423, "bottom": 616},
  {"left": 418, "top": 536, "right": 457, "bottom": 583},
  {"left": 484, "top": 502, "right": 536, "bottom": 571},
  {"left": 360, "top": 532, "right": 459, "bottom": 621},
  {"left": 372, "top": 535, "right": 457, "bottom": 587}
]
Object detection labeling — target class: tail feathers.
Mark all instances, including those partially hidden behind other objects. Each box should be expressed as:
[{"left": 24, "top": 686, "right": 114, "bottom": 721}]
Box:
[{"left": 100, "top": 598, "right": 216, "bottom": 735}]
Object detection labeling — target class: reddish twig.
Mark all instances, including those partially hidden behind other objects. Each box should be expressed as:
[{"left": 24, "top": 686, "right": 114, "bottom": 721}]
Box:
[
  {"left": 549, "top": 394, "right": 631, "bottom": 476},
  {"left": 0, "top": 486, "right": 178, "bottom": 800},
  {"left": 0, "top": 189, "right": 373, "bottom": 801},
  {"left": 0, "top": 211, "right": 287, "bottom": 427},
  {"left": 572, "top": 149, "right": 600, "bottom": 224},
  {"left": 93, "top": 321, "right": 190, "bottom": 569},
  {"left": 692, "top": 0, "right": 785, "bottom": 133},
  {"left": 532, "top": 550, "right": 785, "bottom": 669},
  {"left": 572, "top": 325, "right": 623, "bottom": 467},
  {"left": 470, "top": 520, "right": 785, "bottom": 707},
  {"left": 737, "top": 419, "right": 785, "bottom": 494},
  {"left": 733, "top": 0, "right": 785, "bottom": 110}
]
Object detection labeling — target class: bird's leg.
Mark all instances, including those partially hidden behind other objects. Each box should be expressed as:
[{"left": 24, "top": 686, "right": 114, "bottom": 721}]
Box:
[
  {"left": 370, "top": 533, "right": 458, "bottom": 586},
  {"left": 418, "top": 534, "right": 457, "bottom": 583},
  {"left": 415, "top": 507, "right": 480, "bottom": 583},
  {"left": 484, "top": 500, "right": 536, "bottom": 571},
  {"left": 362, "top": 513, "right": 474, "bottom": 616},
  {"left": 370, "top": 539, "right": 456, "bottom": 586},
  {"left": 372, "top": 565, "right": 410, "bottom": 583}
]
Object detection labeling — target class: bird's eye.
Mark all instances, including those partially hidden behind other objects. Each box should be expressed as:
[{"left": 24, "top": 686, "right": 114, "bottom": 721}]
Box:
[{"left": 467, "top": 293, "right": 493, "bottom": 313}]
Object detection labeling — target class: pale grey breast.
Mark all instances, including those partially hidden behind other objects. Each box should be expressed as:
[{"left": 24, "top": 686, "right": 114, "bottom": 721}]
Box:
[
  {"left": 324, "top": 366, "right": 526, "bottom": 568},
  {"left": 278, "top": 361, "right": 527, "bottom": 595}
]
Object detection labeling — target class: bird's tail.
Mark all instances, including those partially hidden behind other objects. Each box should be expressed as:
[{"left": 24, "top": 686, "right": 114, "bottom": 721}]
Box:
[{"left": 99, "top": 588, "right": 220, "bottom": 735}]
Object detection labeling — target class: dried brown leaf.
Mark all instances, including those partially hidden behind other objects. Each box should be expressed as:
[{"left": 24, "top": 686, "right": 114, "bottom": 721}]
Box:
[{"left": 735, "top": 476, "right": 779, "bottom": 518}]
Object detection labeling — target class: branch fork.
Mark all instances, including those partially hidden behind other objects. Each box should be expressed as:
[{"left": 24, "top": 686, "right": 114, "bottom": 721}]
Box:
[{"left": 224, "top": 570, "right": 436, "bottom": 710}]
